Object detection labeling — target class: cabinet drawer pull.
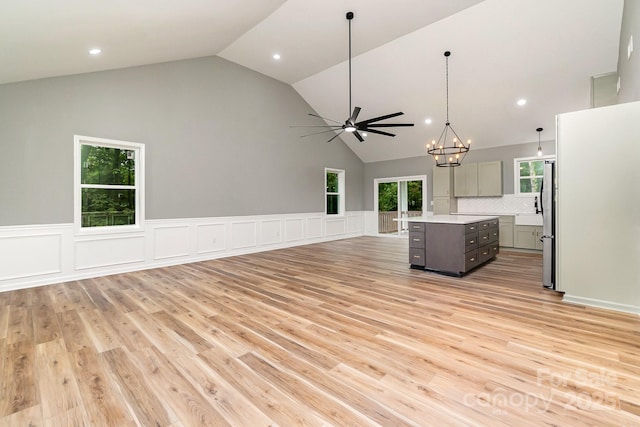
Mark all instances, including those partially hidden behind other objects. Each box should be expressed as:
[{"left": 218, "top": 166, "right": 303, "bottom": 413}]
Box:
[
  {"left": 469, "top": 226, "right": 475, "bottom": 230},
  {"left": 469, "top": 240, "right": 474, "bottom": 244},
  {"left": 413, "top": 238, "right": 420, "bottom": 242},
  {"left": 413, "top": 255, "right": 421, "bottom": 259},
  {"left": 483, "top": 236, "right": 488, "bottom": 240},
  {"left": 470, "top": 257, "right": 475, "bottom": 262}
]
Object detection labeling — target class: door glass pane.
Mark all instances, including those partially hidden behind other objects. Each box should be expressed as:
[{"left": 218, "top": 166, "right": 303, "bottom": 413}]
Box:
[
  {"left": 81, "top": 188, "right": 136, "bottom": 227},
  {"left": 406, "top": 180, "right": 423, "bottom": 216},
  {"left": 81, "top": 144, "right": 135, "bottom": 185},
  {"left": 378, "top": 182, "right": 398, "bottom": 234}
]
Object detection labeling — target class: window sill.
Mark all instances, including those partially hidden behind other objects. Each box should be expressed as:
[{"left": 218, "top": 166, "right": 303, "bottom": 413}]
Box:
[{"left": 75, "top": 223, "right": 145, "bottom": 237}]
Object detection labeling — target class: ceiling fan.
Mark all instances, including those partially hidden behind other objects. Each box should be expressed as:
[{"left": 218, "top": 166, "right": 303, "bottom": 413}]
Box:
[{"left": 293, "top": 11, "right": 414, "bottom": 143}]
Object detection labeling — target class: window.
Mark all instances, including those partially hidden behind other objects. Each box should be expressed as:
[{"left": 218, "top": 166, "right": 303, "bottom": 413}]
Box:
[
  {"left": 325, "top": 168, "right": 345, "bottom": 215},
  {"left": 514, "top": 155, "right": 554, "bottom": 196},
  {"left": 74, "top": 135, "right": 145, "bottom": 232}
]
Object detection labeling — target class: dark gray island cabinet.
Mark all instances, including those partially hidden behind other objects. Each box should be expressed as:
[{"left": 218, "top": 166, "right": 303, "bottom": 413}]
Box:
[{"left": 408, "top": 215, "right": 499, "bottom": 276}]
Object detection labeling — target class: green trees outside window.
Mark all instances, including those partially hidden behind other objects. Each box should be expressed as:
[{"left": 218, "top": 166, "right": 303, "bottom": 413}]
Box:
[{"left": 80, "top": 144, "right": 137, "bottom": 227}]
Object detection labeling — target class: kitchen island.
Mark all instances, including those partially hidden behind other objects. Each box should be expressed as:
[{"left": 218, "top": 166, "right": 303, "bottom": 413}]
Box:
[{"left": 405, "top": 215, "right": 499, "bottom": 276}]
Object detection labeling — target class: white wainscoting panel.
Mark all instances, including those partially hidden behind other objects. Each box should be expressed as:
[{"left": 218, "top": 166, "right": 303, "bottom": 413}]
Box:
[
  {"left": 196, "top": 223, "right": 226, "bottom": 254},
  {"left": 307, "top": 216, "right": 323, "bottom": 239},
  {"left": 75, "top": 235, "right": 145, "bottom": 270},
  {"left": 231, "top": 221, "right": 257, "bottom": 250},
  {"left": 363, "top": 211, "right": 378, "bottom": 236},
  {"left": 0, "top": 211, "right": 365, "bottom": 293},
  {"left": 153, "top": 225, "right": 190, "bottom": 260},
  {"left": 285, "top": 218, "right": 304, "bottom": 242},
  {"left": 260, "top": 219, "right": 282, "bottom": 246},
  {"left": 325, "top": 218, "right": 346, "bottom": 236},
  {"left": 0, "top": 233, "right": 62, "bottom": 280},
  {"left": 347, "top": 213, "right": 364, "bottom": 234}
]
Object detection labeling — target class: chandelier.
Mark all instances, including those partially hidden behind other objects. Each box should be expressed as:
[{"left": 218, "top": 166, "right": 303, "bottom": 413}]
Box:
[{"left": 426, "top": 51, "right": 471, "bottom": 167}]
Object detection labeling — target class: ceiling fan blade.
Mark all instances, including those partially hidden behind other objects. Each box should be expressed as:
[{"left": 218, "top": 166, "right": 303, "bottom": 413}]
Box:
[
  {"left": 349, "top": 106, "right": 361, "bottom": 122},
  {"left": 290, "top": 125, "right": 343, "bottom": 128},
  {"left": 308, "top": 113, "right": 343, "bottom": 125},
  {"left": 365, "top": 129, "right": 396, "bottom": 137},
  {"left": 353, "top": 131, "right": 364, "bottom": 142},
  {"left": 327, "top": 130, "right": 345, "bottom": 143},
  {"left": 365, "top": 123, "right": 414, "bottom": 128},
  {"left": 300, "top": 128, "right": 345, "bottom": 137},
  {"left": 356, "top": 111, "right": 404, "bottom": 126}
]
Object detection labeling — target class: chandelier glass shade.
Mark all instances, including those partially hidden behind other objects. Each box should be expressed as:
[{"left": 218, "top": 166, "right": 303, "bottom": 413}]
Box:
[{"left": 426, "top": 51, "right": 471, "bottom": 167}]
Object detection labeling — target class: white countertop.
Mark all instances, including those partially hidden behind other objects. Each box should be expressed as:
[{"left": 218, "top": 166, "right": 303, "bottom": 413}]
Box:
[
  {"left": 398, "top": 215, "right": 498, "bottom": 225},
  {"left": 453, "top": 212, "right": 543, "bottom": 226}
]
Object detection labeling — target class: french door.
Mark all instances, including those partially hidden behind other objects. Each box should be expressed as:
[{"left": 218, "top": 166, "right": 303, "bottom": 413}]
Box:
[{"left": 375, "top": 175, "right": 426, "bottom": 236}]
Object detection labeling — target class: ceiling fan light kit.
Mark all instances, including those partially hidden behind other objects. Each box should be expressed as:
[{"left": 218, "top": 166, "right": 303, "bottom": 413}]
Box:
[
  {"left": 426, "top": 50, "right": 471, "bottom": 167},
  {"left": 292, "top": 11, "right": 414, "bottom": 143}
]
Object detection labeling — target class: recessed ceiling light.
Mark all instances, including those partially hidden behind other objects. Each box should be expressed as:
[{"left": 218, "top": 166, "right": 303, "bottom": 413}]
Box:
[
  {"left": 424, "top": 118, "right": 432, "bottom": 125},
  {"left": 517, "top": 98, "right": 527, "bottom": 106},
  {"left": 89, "top": 48, "right": 102, "bottom": 56},
  {"left": 273, "top": 53, "right": 281, "bottom": 60}
]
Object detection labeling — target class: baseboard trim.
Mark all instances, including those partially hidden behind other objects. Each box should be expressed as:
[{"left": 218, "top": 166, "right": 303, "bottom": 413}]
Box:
[{"left": 562, "top": 294, "right": 640, "bottom": 315}]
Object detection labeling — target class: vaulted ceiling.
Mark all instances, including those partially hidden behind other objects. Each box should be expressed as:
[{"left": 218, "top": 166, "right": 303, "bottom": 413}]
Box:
[{"left": 1, "top": 0, "right": 623, "bottom": 162}]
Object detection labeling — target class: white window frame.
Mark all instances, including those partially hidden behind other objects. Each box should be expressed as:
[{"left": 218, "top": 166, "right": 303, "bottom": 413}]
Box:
[
  {"left": 325, "top": 168, "right": 345, "bottom": 216},
  {"left": 513, "top": 155, "right": 555, "bottom": 197},
  {"left": 74, "top": 135, "right": 145, "bottom": 234}
]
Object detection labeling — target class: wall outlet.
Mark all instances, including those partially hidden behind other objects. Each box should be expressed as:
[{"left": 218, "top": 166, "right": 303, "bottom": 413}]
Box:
[{"left": 628, "top": 35, "right": 634, "bottom": 60}]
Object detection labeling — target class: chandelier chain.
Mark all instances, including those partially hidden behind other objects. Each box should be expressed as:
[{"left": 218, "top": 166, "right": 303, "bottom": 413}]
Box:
[{"left": 445, "top": 54, "right": 449, "bottom": 124}]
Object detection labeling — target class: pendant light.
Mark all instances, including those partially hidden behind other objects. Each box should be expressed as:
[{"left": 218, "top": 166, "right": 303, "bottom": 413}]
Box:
[
  {"left": 536, "top": 127, "right": 543, "bottom": 156},
  {"left": 426, "top": 51, "right": 471, "bottom": 167}
]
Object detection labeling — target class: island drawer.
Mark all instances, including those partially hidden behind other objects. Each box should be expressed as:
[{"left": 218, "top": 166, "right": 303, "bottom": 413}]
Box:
[
  {"left": 479, "top": 229, "right": 495, "bottom": 244},
  {"left": 465, "top": 233, "right": 478, "bottom": 251},
  {"left": 465, "top": 249, "right": 479, "bottom": 271},
  {"left": 409, "top": 232, "right": 425, "bottom": 249},
  {"left": 409, "top": 248, "right": 426, "bottom": 266},
  {"left": 479, "top": 219, "right": 498, "bottom": 230},
  {"left": 465, "top": 223, "right": 479, "bottom": 234},
  {"left": 408, "top": 222, "right": 425, "bottom": 232},
  {"left": 479, "top": 243, "right": 499, "bottom": 263}
]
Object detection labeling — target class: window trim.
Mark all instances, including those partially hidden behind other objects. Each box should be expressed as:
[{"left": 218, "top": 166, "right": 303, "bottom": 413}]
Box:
[
  {"left": 325, "top": 168, "right": 345, "bottom": 216},
  {"left": 513, "top": 155, "right": 555, "bottom": 197},
  {"left": 74, "top": 135, "right": 145, "bottom": 235}
]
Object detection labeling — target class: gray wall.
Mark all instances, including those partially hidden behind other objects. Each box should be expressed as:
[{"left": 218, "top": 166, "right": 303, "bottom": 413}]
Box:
[
  {"left": 363, "top": 140, "right": 555, "bottom": 211},
  {"left": 0, "top": 56, "right": 364, "bottom": 226},
  {"left": 617, "top": 0, "right": 640, "bottom": 103}
]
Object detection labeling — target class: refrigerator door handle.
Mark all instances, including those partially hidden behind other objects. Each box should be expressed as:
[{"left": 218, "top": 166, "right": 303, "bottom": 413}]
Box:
[
  {"left": 540, "top": 234, "right": 554, "bottom": 242},
  {"left": 539, "top": 179, "right": 544, "bottom": 216}
]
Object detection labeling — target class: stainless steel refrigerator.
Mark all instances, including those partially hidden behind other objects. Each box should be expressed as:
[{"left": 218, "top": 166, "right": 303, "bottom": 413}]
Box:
[{"left": 540, "top": 160, "right": 556, "bottom": 289}]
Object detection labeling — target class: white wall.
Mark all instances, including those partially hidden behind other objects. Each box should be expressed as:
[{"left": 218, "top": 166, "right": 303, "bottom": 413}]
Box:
[
  {"left": 556, "top": 101, "right": 640, "bottom": 314},
  {"left": 0, "top": 212, "right": 364, "bottom": 293}
]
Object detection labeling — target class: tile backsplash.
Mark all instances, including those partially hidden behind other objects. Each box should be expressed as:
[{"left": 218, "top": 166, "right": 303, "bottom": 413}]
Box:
[{"left": 456, "top": 194, "right": 538, "bottom": 215}]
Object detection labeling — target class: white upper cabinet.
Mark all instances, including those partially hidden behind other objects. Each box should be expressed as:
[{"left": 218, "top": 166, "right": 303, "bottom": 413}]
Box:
[{"left": 454, "top": 161, "right": 502, "bottom": 197}]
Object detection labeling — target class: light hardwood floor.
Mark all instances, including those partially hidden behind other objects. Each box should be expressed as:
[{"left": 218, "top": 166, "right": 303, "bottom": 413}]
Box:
[{"left": 1, "top": 236, "right": 639, "bottom": 426}]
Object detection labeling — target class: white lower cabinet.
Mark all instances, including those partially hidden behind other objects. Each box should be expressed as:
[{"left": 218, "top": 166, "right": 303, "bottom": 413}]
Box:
[
  {"left": 514, "top": 225, "right": 543, "bottom": 250},
  {"left": 498, "top": 215, "right": 514, "bottom": 247}
]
